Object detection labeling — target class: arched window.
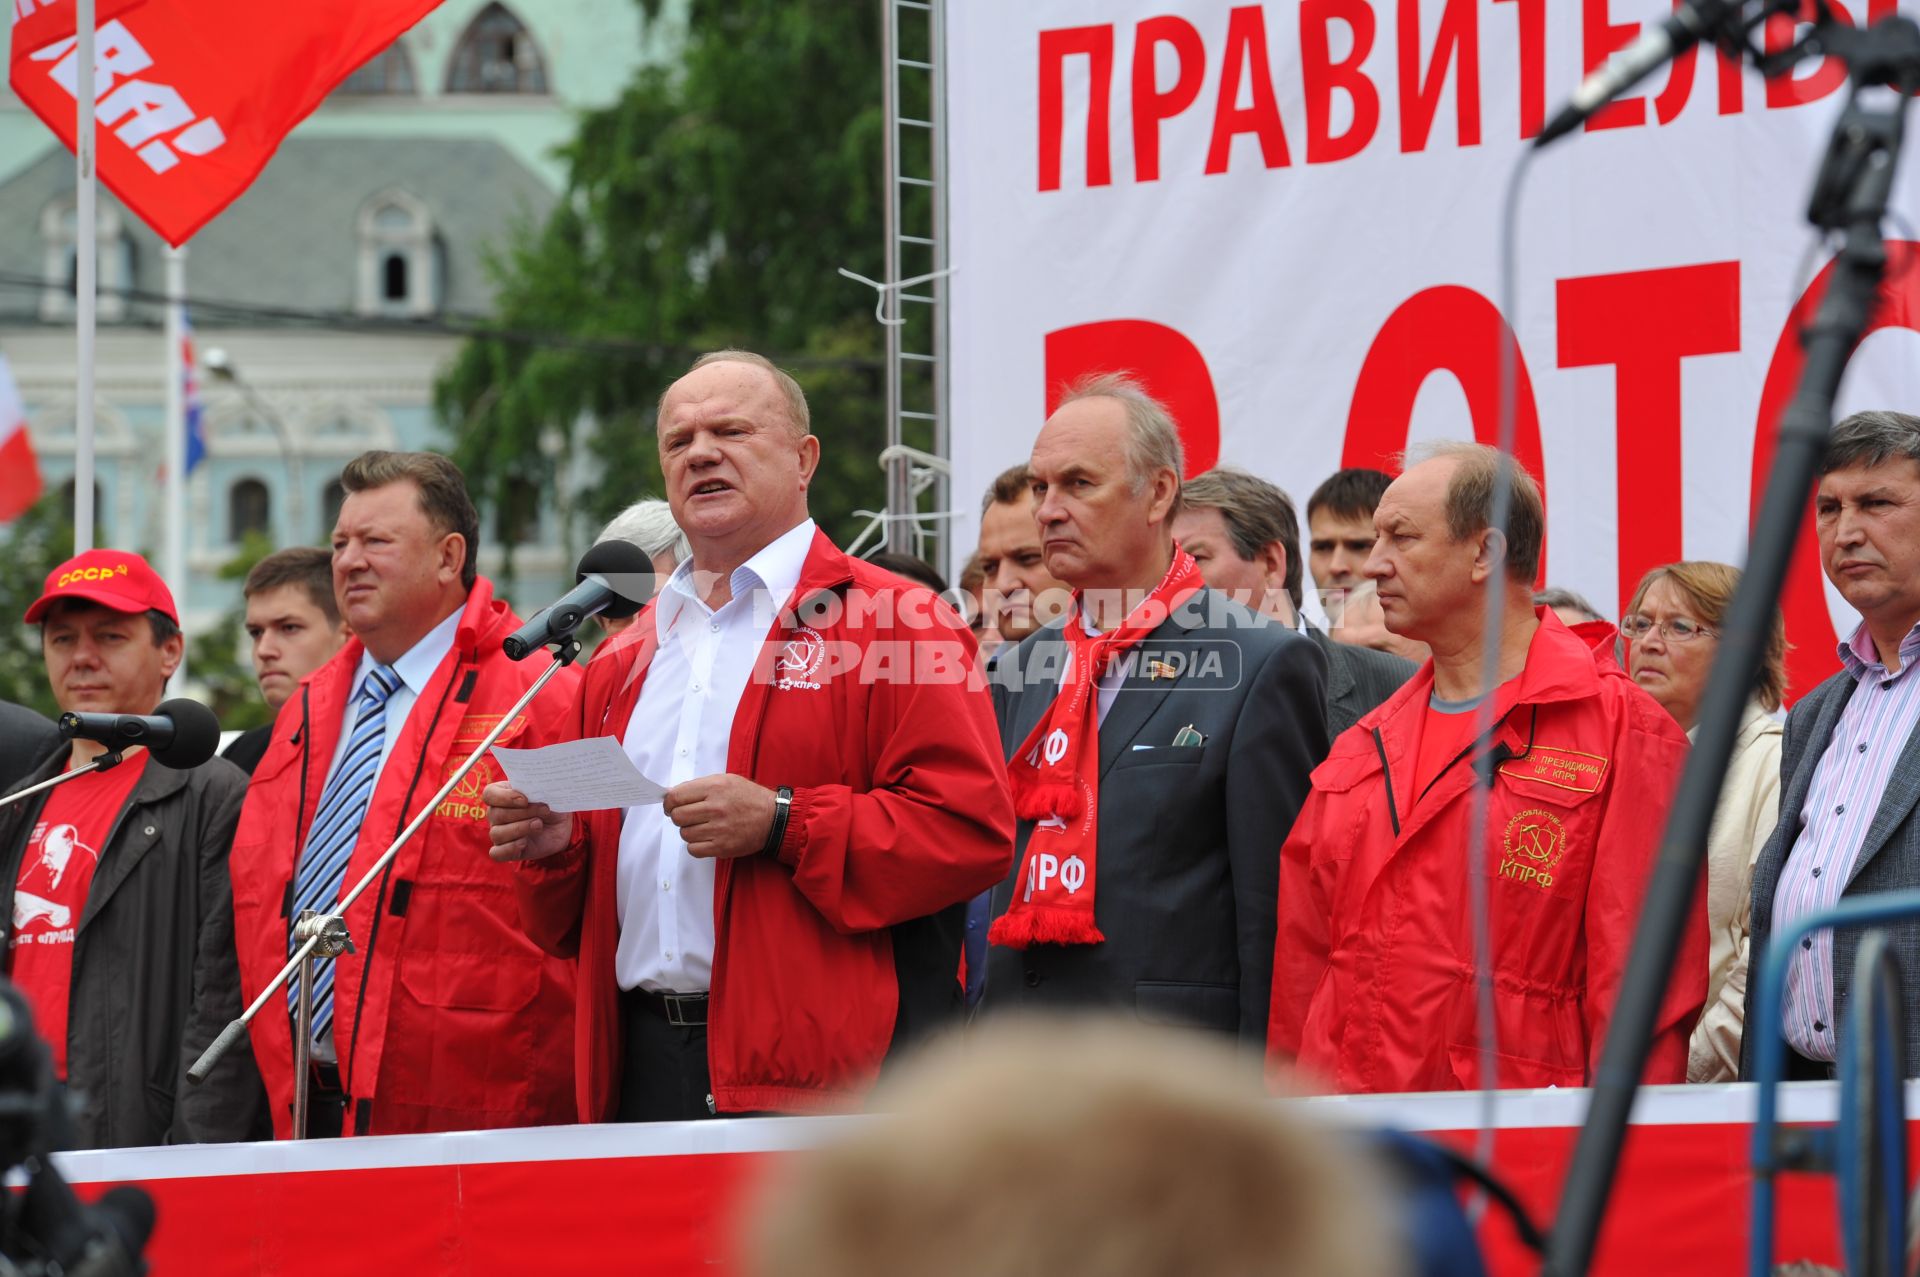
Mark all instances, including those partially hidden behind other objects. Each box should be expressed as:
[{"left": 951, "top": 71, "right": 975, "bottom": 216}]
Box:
[
  {"left": 446, "top": 4, "right": 548, "bottom": 94},
  {"left": 41, "top": 198, "right": 132, "bottom": 322},
  {"left": 382, "top": 252, "right": 409, "bottom": 303},
  {"left": 230, "top": 478, "right": 271, "bottom": 542},
  {"left": 336, "top": 41, "right": 416, "bottom": 95},
  {"left": 322, "top": 478, "right": 348, "bottom": 532},
  {"left": 355, "top": 191, "right": 438, "bottom": 317}
]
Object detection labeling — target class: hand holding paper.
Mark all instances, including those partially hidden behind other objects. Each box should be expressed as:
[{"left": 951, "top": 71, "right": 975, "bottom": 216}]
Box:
[{"left": 491, "top": 737, "right": 666, "bottom": 813}]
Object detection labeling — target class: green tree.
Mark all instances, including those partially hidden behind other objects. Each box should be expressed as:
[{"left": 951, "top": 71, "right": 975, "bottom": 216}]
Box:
[
  {"left": 187, "top": 532, "right": 278, "bottom": 732},
  {"left": 438, "top": 0, "right": 933, "bottom": 561},
  {"left": 0, "top": 496, "right": 76, "bottom": 717}
]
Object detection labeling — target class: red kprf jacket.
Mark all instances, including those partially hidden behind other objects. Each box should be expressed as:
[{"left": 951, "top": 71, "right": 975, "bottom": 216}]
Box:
[
  {"left": 1269, "top": 609, "right": 1705, "bottom": 1093},
  {"left": 231, "top": 579, "right": 583, "bottom": 1136},
  {"left": 513, "top": 530, "right": 1015, "bottom": 1117}
]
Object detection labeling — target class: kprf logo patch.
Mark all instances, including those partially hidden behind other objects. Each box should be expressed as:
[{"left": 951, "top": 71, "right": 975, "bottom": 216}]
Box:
[
  {"left": 1499, "top": 808, "right": 1566, "bottom": 891},
  {"left": 773, "top": 626, "right": 827, "bottom": 690}
]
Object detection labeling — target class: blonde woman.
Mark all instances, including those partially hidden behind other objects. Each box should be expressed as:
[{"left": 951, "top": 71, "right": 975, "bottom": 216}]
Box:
[{"left": 1623, "top": 561, "right": 1787, "bottom": 1082}]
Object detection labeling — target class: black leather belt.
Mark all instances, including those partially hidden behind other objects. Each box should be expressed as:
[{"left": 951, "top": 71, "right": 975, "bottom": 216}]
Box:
[
  {"left": 302, "top": 1058, "right": 347, "bottom": 1138},
  {"left": 626, "top": 988, "right": 709, "bottom": 1027},
  {"left": 311, "top": 1058, "right": 344, "bottom": 1095}
]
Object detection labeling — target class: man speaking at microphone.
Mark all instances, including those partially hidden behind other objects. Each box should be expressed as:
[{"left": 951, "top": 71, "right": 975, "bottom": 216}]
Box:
[
  {"left": 230, "top": 451, "right": 582, "bottom": 1137},
  {"left": 486, "top": 350, "right": 1014, "bottom": 1122},
  {"left": 0, "top": 549, "right": 264, "bottom": 1147}
]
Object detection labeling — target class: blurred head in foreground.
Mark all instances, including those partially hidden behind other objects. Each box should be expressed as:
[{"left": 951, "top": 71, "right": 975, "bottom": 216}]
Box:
[{"left": 745, "top": 1017, "right": 1404, "bottom": 1277}]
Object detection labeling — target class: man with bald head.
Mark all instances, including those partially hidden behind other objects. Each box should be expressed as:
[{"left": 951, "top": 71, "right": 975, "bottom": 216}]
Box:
[
  {"left": 983, "top": 374, "right": 1329, "bottom": 1043},
  {"left": 1268, "top": 442, "right": 1703, "bottom": 1094},
  {"left": 489, "top": 349, "right": 1013, "bottom": 1121}
]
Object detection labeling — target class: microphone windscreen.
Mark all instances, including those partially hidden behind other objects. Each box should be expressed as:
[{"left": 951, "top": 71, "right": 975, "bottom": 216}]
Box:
[
  {"left": 576, "top": 539, "right": 657, "bottom": 620},
  {"left": 94, "top": 1184, "right": 157, "bottom": 1256},
  {"left": 150, "top": 698, "right": 221, "bottom": 770}
]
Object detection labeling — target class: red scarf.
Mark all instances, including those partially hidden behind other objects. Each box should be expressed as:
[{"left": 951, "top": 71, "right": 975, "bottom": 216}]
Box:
[{"left": 990, "top": 550, "right": 1204, "bottom": 949}]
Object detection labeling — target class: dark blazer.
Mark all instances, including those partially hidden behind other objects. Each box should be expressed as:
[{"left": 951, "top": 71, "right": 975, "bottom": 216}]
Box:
[
  {"left": 1742, "top": 668, "right": 1920, "bottom": 1078},
  {"left": 0, "top": 749, "right": 267, "bottom": 1147},
  {"left": 984, "top": 588, "right": 1330, "bottom": 1044},
  {"left": 1306, "top": 625, "right": 1416, "bottom": 739},
  {"left": 219, "top": 722, "right": 273, "bottom": 776},
  {"left": 0, "top": 701, "right": 61, "bottom": 793}
]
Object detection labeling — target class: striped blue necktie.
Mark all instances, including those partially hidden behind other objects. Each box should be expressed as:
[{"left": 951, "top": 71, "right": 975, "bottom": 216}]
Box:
[{"left": 288, "top": 663, "right": 401, "bottom": 1043}]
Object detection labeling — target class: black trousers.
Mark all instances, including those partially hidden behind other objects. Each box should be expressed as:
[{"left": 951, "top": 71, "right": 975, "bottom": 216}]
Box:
[
  {"left": 616, "top": 989, "right": 716, "bottom": 1123},
  {"left": 1785, "top": 1047, "right": 1838, "bottom": 1082}
]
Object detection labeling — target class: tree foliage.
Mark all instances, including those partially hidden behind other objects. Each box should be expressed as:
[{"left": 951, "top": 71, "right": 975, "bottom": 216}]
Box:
[
  {"left": 0, "top": 496, "right": 75, "bottom": 717},
  {"left": 438, "top": 0, "right": 931, "bottom": 556}
]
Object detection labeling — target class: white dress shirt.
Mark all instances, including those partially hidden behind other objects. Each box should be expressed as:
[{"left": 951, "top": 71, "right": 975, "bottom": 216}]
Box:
[
  {"left": 615, "top": 519, "right": 816, "bottom": 994},
  {"left": 1078, "top": 613, "right": 1127, "bottom": 726}
]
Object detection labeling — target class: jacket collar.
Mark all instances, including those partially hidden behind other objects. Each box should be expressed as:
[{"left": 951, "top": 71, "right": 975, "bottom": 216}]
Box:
[
  {"left": 785, "top": 527, "right": 858, "bottom": 617},
  {"left": 1688, "top": 698, "right": 1779, "bottom": 749},
  {"left": 1306, "top": 624, "right": 1355, "bottom": 706},
  {"left": 13, "top": 744, "right": 192, "bottom": 804},
  {"left": 595, "top": 528, "right": 854, "bottom": 735},
  {"left": 655, "top": 519, "right": 819, "bottom": 638},
  {"left": 321, "top": 578, "right": 509, "bottom": 697},
  {"left": 1326, "top": 606, "right": 1615, "bottom": 780}
]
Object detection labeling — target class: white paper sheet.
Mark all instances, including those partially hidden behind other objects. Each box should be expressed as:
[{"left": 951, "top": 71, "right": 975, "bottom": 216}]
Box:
[{"left": 491, "top": 737, "right": 666, "bottom": 813}]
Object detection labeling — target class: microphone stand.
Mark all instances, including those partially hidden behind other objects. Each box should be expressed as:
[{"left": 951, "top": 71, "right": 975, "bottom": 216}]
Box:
[
  {"left": 0, "top": 751, "right": 128, "bottom": 811},
  {"left": 186, "top": 633, "right": 583, "bottom": 1136},
  {"left": 1544, "top": 15, "right": 1920, "bottom": 1276}
]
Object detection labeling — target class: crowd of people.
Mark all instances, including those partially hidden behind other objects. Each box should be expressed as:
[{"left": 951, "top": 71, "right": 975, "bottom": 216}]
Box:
[{"left": 2, "top": 346, "right": 1917, "bottom": 1148}]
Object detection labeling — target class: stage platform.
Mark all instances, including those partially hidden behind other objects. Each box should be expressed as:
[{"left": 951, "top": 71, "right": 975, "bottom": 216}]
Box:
[{"left": 53, "top": 1081, "right": 1882, "bottom": 1274}]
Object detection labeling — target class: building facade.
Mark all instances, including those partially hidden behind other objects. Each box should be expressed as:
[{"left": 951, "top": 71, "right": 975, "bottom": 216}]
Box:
[{"left": 0, "top": 0, "right": 679, "bottom": 636}]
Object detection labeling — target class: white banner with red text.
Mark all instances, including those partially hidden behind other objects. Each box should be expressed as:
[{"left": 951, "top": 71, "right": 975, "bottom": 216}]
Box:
[{"left": 947, "top": 0, "right": 1920, "bottom": 698}]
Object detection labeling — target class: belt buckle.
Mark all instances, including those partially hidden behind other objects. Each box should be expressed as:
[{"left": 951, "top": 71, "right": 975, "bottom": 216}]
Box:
[{"left": 664, "top": 993, "right": 704, "bottom": 1027}]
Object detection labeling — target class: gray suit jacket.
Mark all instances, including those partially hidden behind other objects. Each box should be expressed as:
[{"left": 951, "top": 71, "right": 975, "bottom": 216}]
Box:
[
  {"left": 0, "top": 700, "right": 61, "bottom": 793},
  {"left": 984, "top": 589, "right": 1331, "bottom": 1044},
  {"left": 1307, "top": 625, "right": 1416, "bottom": 739},
  {"left": 1742, "top": 668, "right": 1920, "bottom": 1078}
]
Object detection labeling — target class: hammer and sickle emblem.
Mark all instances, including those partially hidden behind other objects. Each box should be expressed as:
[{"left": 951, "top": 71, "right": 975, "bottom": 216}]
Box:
[
  {"left": 777, "top": 638, "right": 814, "bottom": 673},
  {"left": 1503, "top": 809, "right": 1567, "bottom": 871}
]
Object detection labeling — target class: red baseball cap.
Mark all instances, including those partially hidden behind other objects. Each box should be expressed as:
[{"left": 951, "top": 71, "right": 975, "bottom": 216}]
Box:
[{"left": 25, "top": 549, "right": 179, "bottom": 626}]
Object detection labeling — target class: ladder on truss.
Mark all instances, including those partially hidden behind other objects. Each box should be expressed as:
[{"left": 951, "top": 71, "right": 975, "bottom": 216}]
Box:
[{"left": 879, "top": 0, "right": 950, "bottom": 562}]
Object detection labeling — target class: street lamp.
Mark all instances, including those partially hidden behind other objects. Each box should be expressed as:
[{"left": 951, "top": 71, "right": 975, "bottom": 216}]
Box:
[{"left": 203, "top": 347, "right": 304, "bottom": 537}]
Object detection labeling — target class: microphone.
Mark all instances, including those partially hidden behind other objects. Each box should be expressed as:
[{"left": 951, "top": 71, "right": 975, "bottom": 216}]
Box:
[
  {"left": 1536, "top": 0, "right": 1745, "bottom": 148},
  {"left": 502, "top": 540, "right": 655, "bottom": 660},
  {"left": 57, "top": 697, "right": 221, "bottom": 770}
]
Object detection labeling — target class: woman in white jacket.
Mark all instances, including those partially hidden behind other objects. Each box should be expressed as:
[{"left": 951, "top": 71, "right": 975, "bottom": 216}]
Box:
[{"left": 1622, "top": 561, "right": 1787, "bottom": 1083}]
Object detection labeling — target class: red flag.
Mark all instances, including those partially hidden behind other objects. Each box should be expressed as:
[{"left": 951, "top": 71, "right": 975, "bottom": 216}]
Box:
[
  {"left": 0, "top": 353, "right": 45, "bottom": 522},
  {"left": 9, "top": 0, "right": 444, "bottom": 246},
  {"left": 8, "top": 0, "right": 152, "bottom": 59}
]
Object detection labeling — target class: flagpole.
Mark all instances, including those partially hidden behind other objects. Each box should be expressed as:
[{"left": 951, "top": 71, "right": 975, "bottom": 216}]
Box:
[
  {"left": 73, "top": 0, "right": 96, "bottom": 553},
  {"left": 164, "top": 244, "right": 188, "bottom": 691}
]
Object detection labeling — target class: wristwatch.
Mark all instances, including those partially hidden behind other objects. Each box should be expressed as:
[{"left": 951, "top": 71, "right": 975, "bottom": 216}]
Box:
[{"left": 761, "top": 785, "right": 794, "bottom": 858}]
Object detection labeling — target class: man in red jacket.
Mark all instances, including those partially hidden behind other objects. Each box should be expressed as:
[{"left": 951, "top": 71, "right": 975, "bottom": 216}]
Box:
[
  {"left": 1268, "top": 442, "right": 1704, "bottom": 1093},
  {"left": 230, "top": 450, "right": 581, "bottom": 1137},
  {"left": 485, "top": 349, "right": 1014, "bottom": 1121}
]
